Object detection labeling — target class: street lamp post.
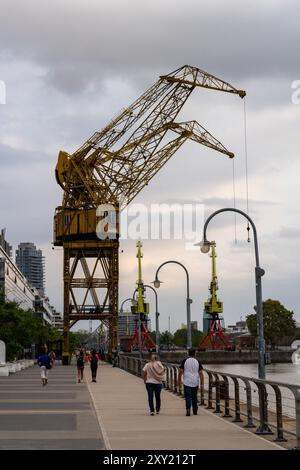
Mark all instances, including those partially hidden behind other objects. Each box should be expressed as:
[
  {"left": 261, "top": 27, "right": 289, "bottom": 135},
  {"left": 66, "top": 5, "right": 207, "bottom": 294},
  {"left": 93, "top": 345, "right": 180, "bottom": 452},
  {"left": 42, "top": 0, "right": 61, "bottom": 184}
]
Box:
[
  {"left": 153, "top": 261, "right": 192, "bottom": 349},
  {"left": 199, "top": 207, "right": 266, "bottom": 380},
  {"left": 133, "top": 285, "right": 160, "bottom": 356}
]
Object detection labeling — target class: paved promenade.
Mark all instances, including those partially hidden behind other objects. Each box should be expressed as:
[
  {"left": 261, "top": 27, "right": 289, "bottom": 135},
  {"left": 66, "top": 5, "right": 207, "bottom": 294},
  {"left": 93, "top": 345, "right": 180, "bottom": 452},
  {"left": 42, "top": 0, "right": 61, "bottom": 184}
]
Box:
[
  {"left": 87, "top": 362, "right": 283, "bottom": 450},
  {"left": 0, "top": 363, "right": 104, "bottom": 449},
  {"left": 86, "top": 363, "right": 281, "bottom": 450},
  {"left": 0, "top": 362, "right": 284, "bottom": 450}
]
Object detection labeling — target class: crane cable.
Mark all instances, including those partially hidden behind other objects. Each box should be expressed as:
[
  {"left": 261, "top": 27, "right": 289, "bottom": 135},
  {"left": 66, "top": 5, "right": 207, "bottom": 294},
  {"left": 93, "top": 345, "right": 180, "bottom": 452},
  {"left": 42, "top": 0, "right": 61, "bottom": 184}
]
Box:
[
  {"left": 243, "top": 98, "right": 251, "bottom": 242},
  {"left": 232, "top": 158, "right": 237, "bottom": 244},
  {"left": 232, "top": 96, "right": 250, "bottom": 244}
]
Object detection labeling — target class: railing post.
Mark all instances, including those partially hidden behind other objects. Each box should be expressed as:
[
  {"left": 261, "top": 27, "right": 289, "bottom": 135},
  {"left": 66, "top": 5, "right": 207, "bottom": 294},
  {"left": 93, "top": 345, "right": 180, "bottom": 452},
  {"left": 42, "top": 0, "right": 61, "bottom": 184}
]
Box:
[
  {"left": 293, "top": 388, "right": 300, "bottom": 449},
  {"left": 199, "top": 374, "right": 206, "bottom": 407},
  {"left": 166, "top": 364, "right": 170, "bottom": 390},
  {"left": 220, "top": 375, "right": 232, "bottom": 418},
  {"left": 213, "top": 373, "right": 222, "bottom": 414},
  {"left": 206, "top": 371, "right": 214, "bottom": 409},
  {"left": 240, "top": 378, "right": 255, "bottom": 428},
  {"left": 232, "top": 377, "right": 243, "bottom": 423},
  {"left": 269, "top": 384, "right": 287, "bottom": 442},
  {"left": 173, "top": 366, "right": 178, "bottom": 394},
  {"left": 254, "top": 381, "right": 273, "bottom": 435}
]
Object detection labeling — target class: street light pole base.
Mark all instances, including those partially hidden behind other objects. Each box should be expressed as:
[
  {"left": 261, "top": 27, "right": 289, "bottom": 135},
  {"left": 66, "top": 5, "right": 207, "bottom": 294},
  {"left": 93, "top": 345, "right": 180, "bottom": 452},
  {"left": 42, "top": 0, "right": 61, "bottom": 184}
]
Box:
[{"left": 255, "top": 424, "right": 274, "bottom": 435}]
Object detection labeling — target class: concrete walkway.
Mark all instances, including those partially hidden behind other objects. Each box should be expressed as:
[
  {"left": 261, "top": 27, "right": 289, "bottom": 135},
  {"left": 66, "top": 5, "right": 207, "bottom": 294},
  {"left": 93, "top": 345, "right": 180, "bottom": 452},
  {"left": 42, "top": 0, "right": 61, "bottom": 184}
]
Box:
[
  {"left": 86, "top": 362, "right": 283, "bottom": 450},
  {"left": 0, "top": 363, "right": 105, "bottom": 449}
]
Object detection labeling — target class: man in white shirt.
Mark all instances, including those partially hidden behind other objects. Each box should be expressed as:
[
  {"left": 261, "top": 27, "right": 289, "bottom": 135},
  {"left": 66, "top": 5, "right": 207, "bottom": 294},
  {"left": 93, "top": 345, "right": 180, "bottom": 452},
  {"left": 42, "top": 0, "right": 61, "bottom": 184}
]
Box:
[{"left": 177, "top": 348, "right": 204, "bottom": 416}]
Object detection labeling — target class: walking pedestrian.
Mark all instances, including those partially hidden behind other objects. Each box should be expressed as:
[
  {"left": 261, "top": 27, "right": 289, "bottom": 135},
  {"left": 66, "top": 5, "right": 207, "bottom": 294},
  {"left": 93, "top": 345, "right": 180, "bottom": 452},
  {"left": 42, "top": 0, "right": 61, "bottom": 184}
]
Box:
[
  {"left": 177, "top": 348, "right": 204, "bottom": 416},
  {"left": 89, "top": 349, "right": 100, "bottom": 382},
  {"left": 76, "top": 349, "right": 85, "bottom": 383},
  {"left": 143, "top": 354, "right": 166, "bottom": 416},
  {"left": 112, "top": 347, "right": 118, "bottom": 367},
  {"left": 38, "top": 347, "right": 52, "bottom": 386},
  {"left": 49, "top": 350, "right": 56, "bottom": 367}
]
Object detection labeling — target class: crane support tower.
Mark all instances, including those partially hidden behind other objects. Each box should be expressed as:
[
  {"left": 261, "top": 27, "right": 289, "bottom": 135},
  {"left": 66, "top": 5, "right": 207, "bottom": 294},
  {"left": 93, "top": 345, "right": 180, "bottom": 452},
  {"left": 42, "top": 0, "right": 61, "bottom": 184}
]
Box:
[
  {"left": 198, "top": 242, "right": 231, "bottom": 350},
  {"left": 53, "top": 65, "right": 245, "bottom": 364},
  {"left": 126, "top": 241, "right": 156, "bottom": 352}
]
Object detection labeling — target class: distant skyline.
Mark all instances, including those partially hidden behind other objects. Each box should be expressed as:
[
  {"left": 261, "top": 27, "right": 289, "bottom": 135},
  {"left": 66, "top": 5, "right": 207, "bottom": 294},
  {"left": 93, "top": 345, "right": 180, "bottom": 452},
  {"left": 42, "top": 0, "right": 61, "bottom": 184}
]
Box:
[{"left": 1, "top": 0, "right": 299, "bottom": 333}]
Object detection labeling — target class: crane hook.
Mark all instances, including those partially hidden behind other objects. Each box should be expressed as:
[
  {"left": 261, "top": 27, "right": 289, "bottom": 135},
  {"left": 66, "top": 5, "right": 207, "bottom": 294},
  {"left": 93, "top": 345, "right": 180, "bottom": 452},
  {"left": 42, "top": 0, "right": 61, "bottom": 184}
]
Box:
[{"left": 247, "top": 223, "right": 251, "bottom": 243}]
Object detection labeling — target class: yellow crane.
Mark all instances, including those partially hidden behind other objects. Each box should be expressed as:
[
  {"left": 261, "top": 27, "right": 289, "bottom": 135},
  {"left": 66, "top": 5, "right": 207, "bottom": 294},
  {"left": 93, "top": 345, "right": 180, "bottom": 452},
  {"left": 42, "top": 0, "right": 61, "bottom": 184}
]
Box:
[
  {"left": 126, "top": 241, "right": 156, "bottom": 352},
  {"left": 53, "top": 65, "right": 245, "bottom": 364},
  {"left": 199, "top": 242, "right": 231, "bottom": 350}
]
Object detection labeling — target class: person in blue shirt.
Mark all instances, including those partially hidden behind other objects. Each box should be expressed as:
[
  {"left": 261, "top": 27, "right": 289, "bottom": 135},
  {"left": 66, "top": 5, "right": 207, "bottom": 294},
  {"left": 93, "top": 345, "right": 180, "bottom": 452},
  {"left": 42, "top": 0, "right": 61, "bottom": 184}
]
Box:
[{"left": 38, "top": 347, "right": 52, "bottom": 386}]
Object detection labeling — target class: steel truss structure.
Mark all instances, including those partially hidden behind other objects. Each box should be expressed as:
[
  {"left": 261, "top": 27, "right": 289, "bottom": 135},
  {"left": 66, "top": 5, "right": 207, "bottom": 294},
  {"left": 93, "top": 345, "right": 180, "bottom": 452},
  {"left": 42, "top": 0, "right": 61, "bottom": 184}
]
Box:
[{"left": 53, "top": 65, "right": 245, "bottom": 364}]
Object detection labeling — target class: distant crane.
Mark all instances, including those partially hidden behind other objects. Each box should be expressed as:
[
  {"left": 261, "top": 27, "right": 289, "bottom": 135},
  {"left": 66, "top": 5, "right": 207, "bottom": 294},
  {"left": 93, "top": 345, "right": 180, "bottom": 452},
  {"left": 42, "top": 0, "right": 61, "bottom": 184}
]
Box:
[
  {"left": 198, "top": 242, "right": 231, "bottom": 350},
  {"left": 53, "top": 65, "right": 245, "bottom": 364},
  {"left": 126, "top": 241, "right": 156, "bottom": 352}
]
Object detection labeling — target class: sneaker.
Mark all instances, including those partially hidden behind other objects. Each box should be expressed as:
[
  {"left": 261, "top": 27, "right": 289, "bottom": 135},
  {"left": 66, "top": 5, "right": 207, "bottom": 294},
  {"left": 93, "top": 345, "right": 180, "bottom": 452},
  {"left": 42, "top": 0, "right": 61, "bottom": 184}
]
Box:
[
  {"left": 156, "top": 411, "right": 160, "bottom": 414},
  {"left": 193, "top": 407, "right": 198, "bottom": 415},
  {"left": 186, "top": 409, "right": 191, "bottom": 416},
  {"left": 150, "top": 412, "right": 155, "bottom": 416}
]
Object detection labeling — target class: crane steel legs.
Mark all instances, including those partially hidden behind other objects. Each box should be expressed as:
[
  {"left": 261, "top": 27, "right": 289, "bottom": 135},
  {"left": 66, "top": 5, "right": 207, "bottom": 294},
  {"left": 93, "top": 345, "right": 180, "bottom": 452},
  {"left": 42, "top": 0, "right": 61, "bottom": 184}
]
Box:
[{"left": 62, "top": 239, "right": 118, "bottom": 365}]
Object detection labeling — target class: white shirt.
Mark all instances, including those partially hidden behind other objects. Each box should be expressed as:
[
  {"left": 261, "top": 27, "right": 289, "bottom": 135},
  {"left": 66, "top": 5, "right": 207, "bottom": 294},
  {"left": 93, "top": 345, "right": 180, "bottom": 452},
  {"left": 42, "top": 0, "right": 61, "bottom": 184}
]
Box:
[{"left": 181, "top": 357, "right": 202, "bottom": 387}]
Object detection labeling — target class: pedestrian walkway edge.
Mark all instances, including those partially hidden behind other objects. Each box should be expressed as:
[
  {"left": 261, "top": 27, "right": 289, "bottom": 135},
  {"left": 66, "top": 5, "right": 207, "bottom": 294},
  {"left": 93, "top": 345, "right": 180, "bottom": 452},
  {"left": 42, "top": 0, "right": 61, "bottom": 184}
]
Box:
[{"left": 85, "top": 372, "right": 111, "bottom": 450}]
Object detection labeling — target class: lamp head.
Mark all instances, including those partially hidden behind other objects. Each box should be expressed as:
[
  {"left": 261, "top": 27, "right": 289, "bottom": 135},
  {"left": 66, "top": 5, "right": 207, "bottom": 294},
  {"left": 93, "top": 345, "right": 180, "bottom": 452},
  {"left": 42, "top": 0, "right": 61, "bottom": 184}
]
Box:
[
  {"left": 153, "top": 279, "right": 161, "bottom": 289},
  {"left": 200, "top": 240, "right": 211, "bottom": 254}
]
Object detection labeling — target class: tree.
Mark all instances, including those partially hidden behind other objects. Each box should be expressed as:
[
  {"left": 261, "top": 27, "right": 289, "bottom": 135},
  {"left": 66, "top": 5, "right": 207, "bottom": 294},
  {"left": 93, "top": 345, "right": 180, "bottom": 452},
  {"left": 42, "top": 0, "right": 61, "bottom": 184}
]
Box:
[
  {"left": 173, "top": 328, "right": 203, "bottom": 347},
  {"left": 294, "top": 330, "right": 300, "bottom": 341},
  {"left": 0, "top": 300, "right": 63, "bottom": 360},
  {"left": 147, "top": 330, "right": 173, "bottom": 348},
  {"left": 69, "top": 331, "right": 89, "bottom": 354},
  {"left": 160, "top": 330, "right": 174, "bottom": 346},
  {"left": 246, "top": 299, "right": 296, "bottom": 348}
]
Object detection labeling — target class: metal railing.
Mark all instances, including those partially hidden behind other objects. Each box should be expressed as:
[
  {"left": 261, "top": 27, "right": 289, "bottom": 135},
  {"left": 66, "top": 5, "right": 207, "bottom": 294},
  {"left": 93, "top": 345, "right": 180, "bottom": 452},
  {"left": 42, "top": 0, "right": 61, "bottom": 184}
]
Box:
[{"left": 118, "top": 355, "right": 300, "bottom": 449}]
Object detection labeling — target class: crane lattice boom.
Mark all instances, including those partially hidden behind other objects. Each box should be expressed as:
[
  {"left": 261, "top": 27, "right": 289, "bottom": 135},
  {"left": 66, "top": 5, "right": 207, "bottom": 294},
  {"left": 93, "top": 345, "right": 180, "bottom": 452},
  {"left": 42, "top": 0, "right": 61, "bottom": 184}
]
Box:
[{"left": 56, "top": 65, "right": 245, "bottom": 210}]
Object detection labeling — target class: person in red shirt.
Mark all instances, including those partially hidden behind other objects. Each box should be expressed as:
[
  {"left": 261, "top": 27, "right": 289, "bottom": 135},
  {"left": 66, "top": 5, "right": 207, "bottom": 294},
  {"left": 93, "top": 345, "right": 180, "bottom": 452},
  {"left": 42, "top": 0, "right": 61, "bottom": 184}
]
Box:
[{"left": 89, "top": 349, "right": 100, "bottom": 382}]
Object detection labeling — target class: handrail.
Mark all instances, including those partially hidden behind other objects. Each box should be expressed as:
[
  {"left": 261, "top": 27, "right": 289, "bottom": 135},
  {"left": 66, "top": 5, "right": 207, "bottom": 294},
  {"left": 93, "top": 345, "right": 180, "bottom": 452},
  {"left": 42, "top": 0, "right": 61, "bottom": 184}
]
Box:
[{"left": 118, "top": 354, "right": 300, "bottom": 449}]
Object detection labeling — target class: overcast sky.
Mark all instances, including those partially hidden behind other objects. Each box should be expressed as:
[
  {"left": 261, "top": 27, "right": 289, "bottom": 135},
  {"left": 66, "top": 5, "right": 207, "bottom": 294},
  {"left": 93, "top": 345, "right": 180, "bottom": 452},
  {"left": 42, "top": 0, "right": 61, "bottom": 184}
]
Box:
[{"left": 0, "top": 0, "right": 299, "bottom": 333}]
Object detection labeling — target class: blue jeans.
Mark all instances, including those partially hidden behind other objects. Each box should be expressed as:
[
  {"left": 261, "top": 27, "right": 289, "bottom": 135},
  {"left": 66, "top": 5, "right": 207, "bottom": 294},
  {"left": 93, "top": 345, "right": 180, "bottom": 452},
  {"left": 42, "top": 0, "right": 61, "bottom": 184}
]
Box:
[
  {"left": 184, "top": 385, "right": 198, "bottom": 411},
  {"left": 146, "top": 383, "right": 162, "bottom": 413}
]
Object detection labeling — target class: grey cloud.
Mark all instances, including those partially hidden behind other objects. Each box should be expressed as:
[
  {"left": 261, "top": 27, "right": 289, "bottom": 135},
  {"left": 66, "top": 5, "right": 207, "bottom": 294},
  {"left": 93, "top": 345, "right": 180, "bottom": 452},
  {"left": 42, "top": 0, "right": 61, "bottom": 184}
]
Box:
[
  {"left": 0, "top": 0, "right": 300, "bottom": 96},
  {"left": 201, "top": 196, "right": 278, "bottom": 208},
  {"left": 0, "top": 0, "right": 299, "bottom": 320},
  {"left": 0, "top": 143, "right": 45, "bottom": 166},
  {"left": 279, "top": 227, "right": 300, "bottom": 239}
]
